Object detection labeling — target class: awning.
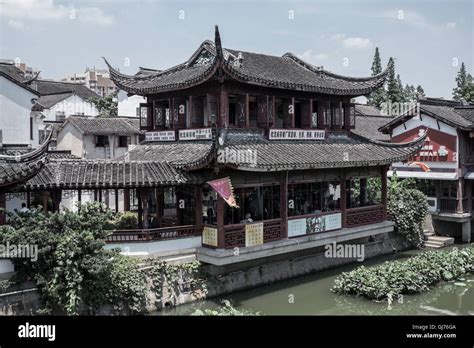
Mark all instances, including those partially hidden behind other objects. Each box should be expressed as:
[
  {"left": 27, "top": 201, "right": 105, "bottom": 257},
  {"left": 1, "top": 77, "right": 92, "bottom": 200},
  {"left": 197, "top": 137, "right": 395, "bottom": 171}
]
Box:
[
  {"left": 388, "top": 170, "right": 458, "bottom": 180},
  {"left": 464, "top": 172, "right": 474, "bottom": 180}
]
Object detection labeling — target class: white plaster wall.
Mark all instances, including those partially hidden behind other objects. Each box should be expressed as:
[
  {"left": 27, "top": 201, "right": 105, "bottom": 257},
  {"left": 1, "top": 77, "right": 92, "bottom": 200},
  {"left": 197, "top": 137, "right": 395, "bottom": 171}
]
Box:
[
  {"left": 42, "top": 95, "right": 99, "bottom": 121},
  {"left": 392, "top": 114, "right": 457, "bottom": 137},
  {"left": 0, "top": 76, "right": 36, "bottom": 146},
  {"left": 117, "top": 90, "right": 144, "bottom": 117},
  {"left": 104, "top": 236, "right": 202, "bottom": 256},
  {"left": 82, "top": 134, "right": 137, "bottom": 159},
  {"left": 56, "top": 123, "right": 85, "bottom": 158}
]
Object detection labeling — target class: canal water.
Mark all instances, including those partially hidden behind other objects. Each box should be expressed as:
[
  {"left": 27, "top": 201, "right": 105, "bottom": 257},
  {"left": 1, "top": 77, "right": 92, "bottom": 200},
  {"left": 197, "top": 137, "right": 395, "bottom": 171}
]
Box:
[{"left": 158, "top": 245, "right": 474, "bottom": 316}]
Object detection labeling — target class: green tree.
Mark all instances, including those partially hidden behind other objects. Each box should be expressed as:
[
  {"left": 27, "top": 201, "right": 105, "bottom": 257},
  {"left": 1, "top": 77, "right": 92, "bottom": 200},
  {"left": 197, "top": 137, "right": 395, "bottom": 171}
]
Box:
[
  {"left": 404, "top": 84, "right": 417, "bottom": 103},
  {"left": 90, "top": 92, "right": 118, "bottom": 117},
  {"left": 452, "top": 62, "right": 474, "bottom": 102},
  {"left": 415, "top": 85, "right": 425, "bottom": 99},
  {"left": 0, "top": 203, "right": 147, "bottom": 315},
  {"left": 396, "top": 74, "right": 405, "bottom": 102},
  {"left": 367, "top": 47, "right": 386, "bottom": 108},
  {"left": 385, "top": 57, "right": 404, "bottom": 105}
]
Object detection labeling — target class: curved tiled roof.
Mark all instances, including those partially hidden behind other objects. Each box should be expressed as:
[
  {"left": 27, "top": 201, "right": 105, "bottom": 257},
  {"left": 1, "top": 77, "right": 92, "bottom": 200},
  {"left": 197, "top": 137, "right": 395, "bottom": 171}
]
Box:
[
  {"left": 379, "top": 97, "right": 474, "bottom": 132},
  {"left": 106, "top": 26, "right": 390, "bottom": 96},
  {"left": 0, "top": 131, "right": 53, "bottom": 188},
  {"left": 61, "top": 116, "right": 141, "bottom": 135},
  {"left": 123, "top": 142, "right": 214, "bottom": 169},
  {"left": 216, "top": 129, "right": 424, "bottom": 172},
  {"left": 21, "top": 160, "right": 206, "bottom": 190}
]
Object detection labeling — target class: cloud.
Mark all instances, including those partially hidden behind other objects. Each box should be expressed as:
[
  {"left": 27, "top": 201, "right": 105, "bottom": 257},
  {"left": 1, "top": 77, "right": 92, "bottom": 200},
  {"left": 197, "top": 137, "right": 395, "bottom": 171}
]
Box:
[
  {"left": 331, "top": 33, "right": 372, "bottom": 49},
  {"left": 0, "top": 0, "right": 114, "bottom": 27},
  {"left": 446, "top": 22, "right": 456, "bottom": 30},
  {"left": 298, "top": 50, "right": 328, "bottom": 64},
  {"left": 7, "top": 19, "right": 26, "bottom": 31}
]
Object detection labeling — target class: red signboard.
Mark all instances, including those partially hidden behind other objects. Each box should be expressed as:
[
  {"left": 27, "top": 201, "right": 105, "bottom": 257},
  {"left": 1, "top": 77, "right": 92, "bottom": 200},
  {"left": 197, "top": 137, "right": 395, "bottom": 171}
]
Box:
[{"left": 392, "top": 126, "right": 457, "bottom": 163}]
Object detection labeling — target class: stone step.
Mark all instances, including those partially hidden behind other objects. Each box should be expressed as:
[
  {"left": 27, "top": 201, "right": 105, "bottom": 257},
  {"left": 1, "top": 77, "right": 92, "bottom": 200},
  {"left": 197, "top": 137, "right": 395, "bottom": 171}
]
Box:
[
  {"left": 428, "top": 236, "right": 455, "bottom": 246},
  {"left": 424, "top": 241, "right": 444, "bottom": 249},
  {"left": 424, "top": 232, "right": 435, "bottom": 237}
]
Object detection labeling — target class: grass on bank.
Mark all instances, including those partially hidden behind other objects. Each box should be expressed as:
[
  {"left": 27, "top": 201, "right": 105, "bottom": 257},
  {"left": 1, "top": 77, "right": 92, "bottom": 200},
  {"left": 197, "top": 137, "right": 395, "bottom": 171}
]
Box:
[{"left": 332, "top": 246, "right": 474, "bottom": 302}]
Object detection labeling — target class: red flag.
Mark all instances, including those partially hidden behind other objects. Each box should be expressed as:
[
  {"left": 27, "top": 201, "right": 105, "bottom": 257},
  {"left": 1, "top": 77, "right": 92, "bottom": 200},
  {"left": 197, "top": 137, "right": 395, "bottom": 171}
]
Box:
[
  {"left": 207, "top": 177, "right": 239, "bottom": 208},
  {"left": 409, "top": 161, "right": 431, "bottom": 172}
]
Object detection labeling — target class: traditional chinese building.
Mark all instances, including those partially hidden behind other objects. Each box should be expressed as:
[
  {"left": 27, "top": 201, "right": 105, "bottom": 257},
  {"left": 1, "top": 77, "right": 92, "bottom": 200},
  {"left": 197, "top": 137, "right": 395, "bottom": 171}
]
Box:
[
  {"left": 0, "top": 131, "right": 52, "bottom": 224},
  {"left": 379, "top": 97, "right": 474, "bottom": 243},
  {"left": 84, "top": 26, "right": 422, "bottom": 264}
]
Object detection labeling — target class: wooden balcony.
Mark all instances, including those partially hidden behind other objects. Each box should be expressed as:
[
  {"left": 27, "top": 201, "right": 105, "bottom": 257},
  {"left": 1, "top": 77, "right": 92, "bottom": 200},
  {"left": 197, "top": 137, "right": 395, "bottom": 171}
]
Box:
[
  {"left": 106, "top": 224, "right": 202, "bottom": 243},
  {"left": 346, "top": 204, "right": 384, "bottom": 228},
  {"left": 223, "top": 218, "right": 283, "bottom": 249}
]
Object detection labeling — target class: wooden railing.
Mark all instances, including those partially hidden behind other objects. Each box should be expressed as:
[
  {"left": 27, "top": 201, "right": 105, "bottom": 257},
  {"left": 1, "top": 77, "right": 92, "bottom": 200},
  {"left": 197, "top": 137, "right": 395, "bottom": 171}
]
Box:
[
  {"left": 439, "top": 198, "right": 469, "bottom": 213},
  {"left": 346, "top": 204, "right": 384, "bottom": 228},
  {"left": 223, "top": 218, "right": 282, "bottom": 249},
  {"left": 439, "top": 198, "right": 457, "bottom": 213},
  {"left": 106, "top": 225, "right": 202, "bottom": 243}
]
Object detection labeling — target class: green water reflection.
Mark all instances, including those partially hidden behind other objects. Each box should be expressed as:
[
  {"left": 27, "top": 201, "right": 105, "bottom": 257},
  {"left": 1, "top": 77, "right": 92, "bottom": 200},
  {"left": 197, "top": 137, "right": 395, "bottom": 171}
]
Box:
[{"left": 157, "top": 245, "right": 474, "bottom": 316}]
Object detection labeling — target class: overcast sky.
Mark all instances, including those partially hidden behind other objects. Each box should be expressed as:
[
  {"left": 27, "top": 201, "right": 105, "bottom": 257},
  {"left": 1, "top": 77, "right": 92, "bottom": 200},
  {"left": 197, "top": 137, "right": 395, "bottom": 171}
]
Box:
[{"left": 0, "top": 0, "right": 472, "bottom": 99}]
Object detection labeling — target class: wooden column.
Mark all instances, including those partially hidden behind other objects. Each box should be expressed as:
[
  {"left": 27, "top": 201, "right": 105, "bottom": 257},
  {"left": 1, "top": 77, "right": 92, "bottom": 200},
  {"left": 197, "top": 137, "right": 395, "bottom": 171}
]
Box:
[
  {"left": 219, "top": 88, "right": 229, "bottom": 127},
  {"left": 137, "top": 189, "right": 143, "bottom": 227},
  {"left": 41, "top": 191, "right": 49, "bottom": 213},
  {"left": 191, "top": 97, "right": 203, "bottom": 128},
  {"left": 381, "top": 166, "right": 388, "bottom": 220},
  {"left": 360, "top": 178, "right": 368, "bottom": 206},
  {"left": 280, "top": 171, "right": 288, "bottom": 238},
  {"left": 301, "top": 99, "right": 312, "bottom": 129},
  {"left": 195, "top": 185, "right": 203, "bottom": 226},
  {"left": 114, "top": 188, "right": 119, "bottom": 213},
  {"left": 176, "top": 189, "right": 183, "bottom": 225},
  {"left": 283, "top": 98, "right": 295, "bottom": 128},
  {"left": 339, "top": 101, "right": 344, "bottom": 129},
  {"left": 340, "top": 170, "right": 347, "bottom": 228},
  {"left": 26, "top": 192, "right": 31, "bottom": 209},
  {"left": 188, "top": 96, "right": 193, "bottom": 129},
  {"left": 267, "top": 95, "right": 275, "bottom": 128},
  {"left": 155, "top": 188, "right": 163, "bottom": 227},
  {"left": 76, "top": 189, "right": 81, "bottom": 213},
  {"left": 457, "top": 178, "right": 465, "bottom": 213},
  {"left": 52, "top": 189, "right": 61, "bottom": 212},
  {"left": 257, "top": 96, "right": 268, "bottom": 128},
  {"left": 216, "top": 195, "right": 225, "bottom": 248},
  {"left": 0, "top": 192, "right": 6, "bottom": 225},
  {"left": 141, "top": 188, "right": 149, "bottom": 229},
  {"left": 343, "top": 103, "right": 351, "bottom": 131},
  {"left": 124, "top": 189, "right": 130, "bottom": 211},
  {"left": 317, "top": 100, "right": 326, "bottom": 129}
]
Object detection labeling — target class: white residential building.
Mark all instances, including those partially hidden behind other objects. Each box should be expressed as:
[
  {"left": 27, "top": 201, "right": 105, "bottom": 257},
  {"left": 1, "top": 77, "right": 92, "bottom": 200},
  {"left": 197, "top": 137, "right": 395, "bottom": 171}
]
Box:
[
  {"left": 0, "top": 61, "right": 40, "bottom": 148},
  {"left": 56, "top": 116, "right": 142, "bottom": 159}
]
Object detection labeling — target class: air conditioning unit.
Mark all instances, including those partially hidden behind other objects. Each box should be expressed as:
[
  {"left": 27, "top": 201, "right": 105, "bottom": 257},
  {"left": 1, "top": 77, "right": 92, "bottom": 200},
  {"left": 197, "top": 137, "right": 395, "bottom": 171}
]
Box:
[{"left": 426, "top": 197, "right": 437, "bottom": 213}]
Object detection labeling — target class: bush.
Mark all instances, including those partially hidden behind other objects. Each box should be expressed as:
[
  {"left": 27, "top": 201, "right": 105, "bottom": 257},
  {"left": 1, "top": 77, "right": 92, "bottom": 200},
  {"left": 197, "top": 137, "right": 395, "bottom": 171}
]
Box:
[
  {"left": 0, "top": 203, "right": 147, "bottom": 315},
  {"left": 333, "top": 246, "right": 474, "bottom": 302},
  {"left": 388, "top": 175, "right": 428, "bottom": 248},
  {"left": 115, "top": 211, "right": 138, "bottom": 230}
]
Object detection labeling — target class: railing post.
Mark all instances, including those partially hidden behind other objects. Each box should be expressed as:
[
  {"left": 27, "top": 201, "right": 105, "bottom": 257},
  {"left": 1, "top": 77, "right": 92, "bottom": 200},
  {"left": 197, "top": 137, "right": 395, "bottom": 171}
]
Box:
[
  {"left": 340, "top": 169, "right": 347, "bottom": 228},
  {"left": 216, "top": 195, "right": 225, "bottom": 248},
  {"left": 381, "top": 165, "right": 388, "bottom": 220},
  {"left": 280, "top": 171, "right": 288, "bottom": 238}
]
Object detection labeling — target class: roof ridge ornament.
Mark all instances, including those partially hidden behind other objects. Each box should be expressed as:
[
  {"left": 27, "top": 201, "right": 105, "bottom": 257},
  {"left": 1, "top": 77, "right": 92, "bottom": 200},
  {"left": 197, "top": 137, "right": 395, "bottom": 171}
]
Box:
[{"left": 214, "top": 25, "right": 224, "bottom": 62}]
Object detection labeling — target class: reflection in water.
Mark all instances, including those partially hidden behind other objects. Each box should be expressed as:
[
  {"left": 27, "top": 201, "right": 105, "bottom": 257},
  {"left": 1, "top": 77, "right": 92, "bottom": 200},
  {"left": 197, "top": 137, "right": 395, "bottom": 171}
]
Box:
[{"left": 156, "top": 246, "right": 474, "bottom": 316}]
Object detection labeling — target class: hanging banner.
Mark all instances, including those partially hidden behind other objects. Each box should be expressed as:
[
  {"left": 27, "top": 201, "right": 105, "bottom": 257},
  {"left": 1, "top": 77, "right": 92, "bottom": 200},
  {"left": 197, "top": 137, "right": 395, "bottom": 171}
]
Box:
[{"left": 207, "top": 177, "right": 238, "bottom": 208}]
